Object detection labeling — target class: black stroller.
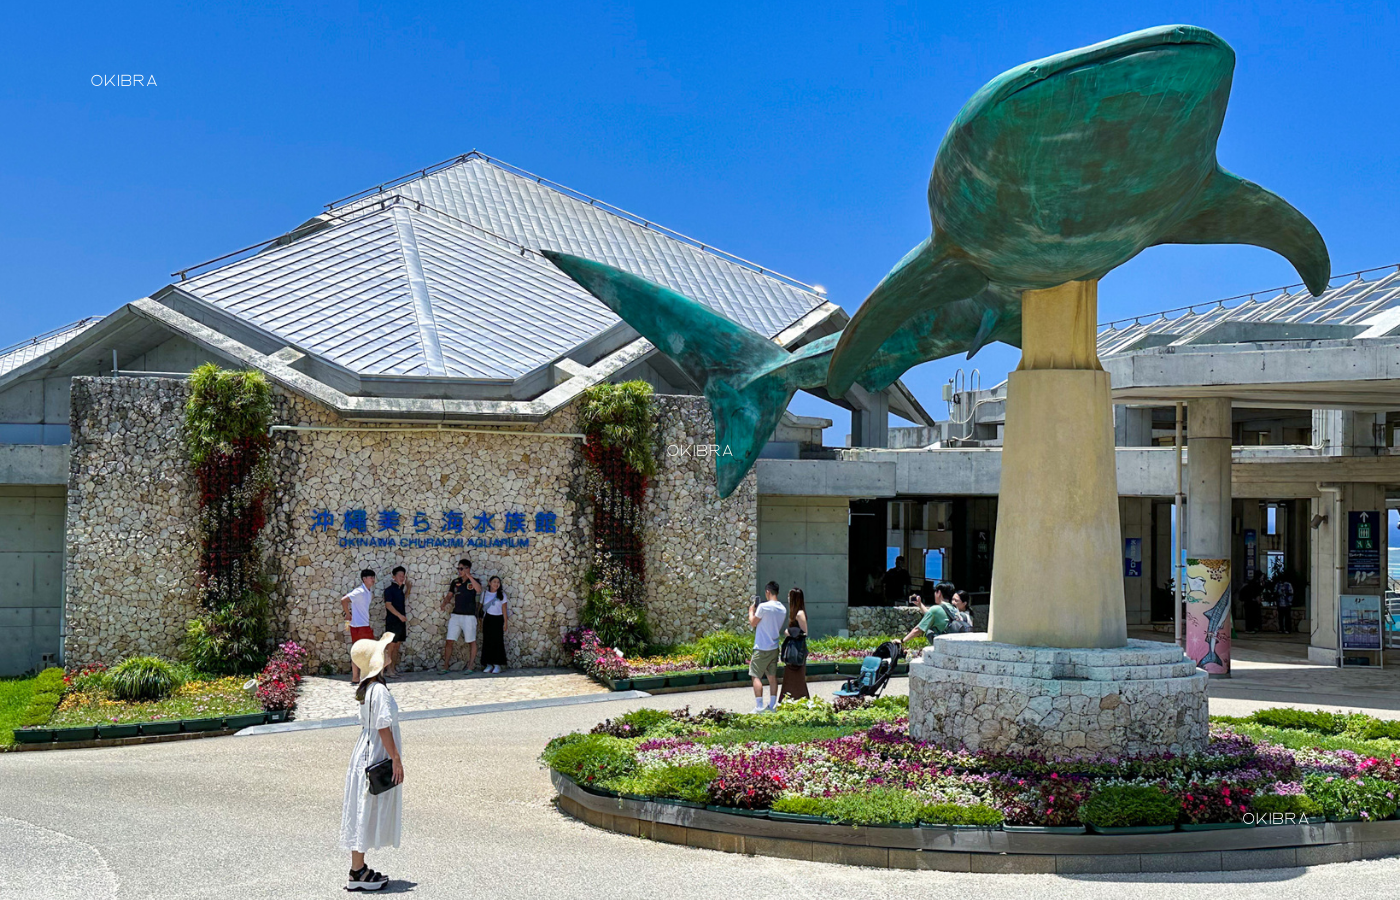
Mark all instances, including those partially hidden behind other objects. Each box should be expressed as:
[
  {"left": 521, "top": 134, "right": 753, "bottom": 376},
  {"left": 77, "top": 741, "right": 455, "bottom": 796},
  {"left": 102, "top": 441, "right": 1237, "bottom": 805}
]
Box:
[{"left": 832, "top": 641, "right": 904, "bottom": 699}]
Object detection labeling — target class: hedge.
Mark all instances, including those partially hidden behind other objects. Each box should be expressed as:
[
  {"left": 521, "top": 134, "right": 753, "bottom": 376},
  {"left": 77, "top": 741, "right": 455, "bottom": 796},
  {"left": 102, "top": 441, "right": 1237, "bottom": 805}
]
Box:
[{"left": 18, "top": 668, "right": 66, "bottom": 728}]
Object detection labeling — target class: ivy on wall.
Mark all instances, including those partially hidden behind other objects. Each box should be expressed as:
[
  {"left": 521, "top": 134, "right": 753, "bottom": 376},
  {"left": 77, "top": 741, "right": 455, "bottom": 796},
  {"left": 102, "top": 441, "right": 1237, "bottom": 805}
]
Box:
[
  {"left": 183, "top": 364, "right": 275, "bottom": 674},
  {"left": 578, "top": 381, "right": 657, "bottom": 653}
]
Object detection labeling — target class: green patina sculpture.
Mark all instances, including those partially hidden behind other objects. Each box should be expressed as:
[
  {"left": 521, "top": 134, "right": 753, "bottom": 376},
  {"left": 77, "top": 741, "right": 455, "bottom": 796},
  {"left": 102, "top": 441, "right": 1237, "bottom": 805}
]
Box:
[{"left": 546, "top": 24, "right": 1330, "bottom": 497}]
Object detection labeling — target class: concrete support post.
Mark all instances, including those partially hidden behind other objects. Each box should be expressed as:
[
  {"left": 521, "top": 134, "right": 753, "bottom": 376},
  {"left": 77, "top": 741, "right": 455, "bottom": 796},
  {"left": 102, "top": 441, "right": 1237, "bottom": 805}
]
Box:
[
  {"left": 848, "top": 386, "right": 889, "bottom": 448},
  {"left": 1185, "top": 397, "right": 1233, "bottom": 676},
  {"left": 987, "top": 280, "right": 1127, "bottom": 648}
]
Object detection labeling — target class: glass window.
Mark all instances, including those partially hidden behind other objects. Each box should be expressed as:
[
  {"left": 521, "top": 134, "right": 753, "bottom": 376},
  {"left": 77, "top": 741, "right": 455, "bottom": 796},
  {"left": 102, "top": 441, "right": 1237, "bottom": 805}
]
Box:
[{"left": 1266, "top": 505, "right": 1278, "bottom": 536}]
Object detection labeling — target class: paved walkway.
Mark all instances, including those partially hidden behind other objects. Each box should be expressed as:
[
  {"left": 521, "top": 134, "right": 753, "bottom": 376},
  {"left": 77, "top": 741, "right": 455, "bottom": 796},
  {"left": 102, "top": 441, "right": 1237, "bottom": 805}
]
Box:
[
  {"left": 293, "top": 667, "right": 606, "bottom": 721},
  {"left": 4, "top": 683, "right": 1400, "bottom": 900}
]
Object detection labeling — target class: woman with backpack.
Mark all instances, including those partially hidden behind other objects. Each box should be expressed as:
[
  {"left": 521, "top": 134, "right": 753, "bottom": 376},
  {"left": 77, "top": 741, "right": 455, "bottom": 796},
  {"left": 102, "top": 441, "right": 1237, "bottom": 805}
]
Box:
[{"left": 778, "top": 587, "right": 809, "bottom": 701}]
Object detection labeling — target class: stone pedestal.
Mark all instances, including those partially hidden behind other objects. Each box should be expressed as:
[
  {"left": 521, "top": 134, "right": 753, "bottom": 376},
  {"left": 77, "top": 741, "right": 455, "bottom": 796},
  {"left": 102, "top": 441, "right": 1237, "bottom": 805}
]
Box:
[{"left": 908, "top": 634, "right": 1210, "bottom": 757}]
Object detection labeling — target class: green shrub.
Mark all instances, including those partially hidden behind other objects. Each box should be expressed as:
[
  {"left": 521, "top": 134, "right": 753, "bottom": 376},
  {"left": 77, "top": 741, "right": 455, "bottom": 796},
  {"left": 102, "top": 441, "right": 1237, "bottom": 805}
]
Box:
[
  {"left": 540, "top": 734, "right": 637, "bottom": 786},
  {"left": 16, "top": 668, "right": 65, "bottom": 728},
  {"left": 184, "top": 601, "right": 271, "bottom": 676},
  {"left": 1250, "top": 708, "right": 1346, "bottom": 735},
  {"left": 820, "top": 789, "right": 928, "bottom": 825},
  {"left": 691, "top": 631, "right": 752, "bottom": 668},
  {"left": 1251, "top": 793, "right": 1323, "bottom": 818},
  {"left": 1080, "top": 784, "right": 1179, "bottom": 828},
  {"left": 108, "top": 656, "right": 182, "bottom": 702},
  {"left": 918, "top": 802, "right": 1004, "bottom": 826},
  {"left": 591, "top": 707, "right": 675, "bottom": 738},
  {"left": 1350, "top": 717, "right": 1400, "bottom": 742},
  {"left": 606, "top": 763, "right": 718, "bottom": 802},
  {"left": 772, "top": 795, "right": 831, "bottom": 817},
  {"left": 1303, "top": 773, "right": 1399, "bottom": 821}
]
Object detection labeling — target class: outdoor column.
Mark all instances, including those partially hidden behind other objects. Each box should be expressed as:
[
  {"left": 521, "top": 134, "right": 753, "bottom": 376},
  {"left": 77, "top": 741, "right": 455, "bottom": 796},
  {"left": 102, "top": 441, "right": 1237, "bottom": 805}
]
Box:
[
  {"left": 1185, "top": 397, "right": 1233, "bottom": 676},
  {"left": 987, "top": 280, "right": 1127, "bottom": 648}
]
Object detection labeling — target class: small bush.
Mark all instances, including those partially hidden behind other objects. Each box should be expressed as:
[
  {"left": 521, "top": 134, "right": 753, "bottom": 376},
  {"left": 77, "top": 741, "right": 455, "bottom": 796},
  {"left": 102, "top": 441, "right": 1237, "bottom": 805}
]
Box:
[
  {"left": 64, "top": 663, "right": 109, "bottom": 695},
  {"left": 1303, "top": 773, "right": 1400, "bottom": 821},
  {"left": 709, "top": 763, "right": 785, "bottom": 809},
  {"left": 918, "top": 802, "right": 1004, "bottom": 827},
  {"left": 771, "top": 795, "right": 831, "bottom": 817},
  {"left": 607, "top": 763, "right": 718, "bottom": 802},
  {"left": 256, "top": 641, "right": 307, "bottom": 712},
  {"left": 17, "top": 668, "right": 66, "bottom": 728},
  {"left": 591, "top": 707, "right": 674, "bottom": 739},
  {"left": 1351, "top": 718, "right": 1400, "bottom": 742},
  {"left": 1178, "top": 780, "right": 1253, "bottom": 824},
  {"left": 1080, "top": 784, "right": 1179, "bottom": 828},
  {"left": 691, "top": 631, "right": 751, "bottom": 668},
  {"left": 108, "top": 656, "right": 182, "bottom": 702},
  {"left": 1251, "top": 708, "right": 1346, "bottom": 735},
  {"left": 541, "top": 734, "right": 636, "bottom": 786},
  {"left": 821, "top": 788, "right": 925, "bottom": 825}
]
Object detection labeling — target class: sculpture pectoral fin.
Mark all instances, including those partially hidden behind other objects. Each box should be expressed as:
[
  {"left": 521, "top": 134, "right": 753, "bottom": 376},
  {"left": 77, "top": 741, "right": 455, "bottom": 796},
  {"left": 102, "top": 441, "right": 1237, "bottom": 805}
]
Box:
[
  {"left": 826, "top": 236, "right": 988, "bottom": 395},
  {"left": 1157, "top": 166, "right": 1331, "bottom": 296}
]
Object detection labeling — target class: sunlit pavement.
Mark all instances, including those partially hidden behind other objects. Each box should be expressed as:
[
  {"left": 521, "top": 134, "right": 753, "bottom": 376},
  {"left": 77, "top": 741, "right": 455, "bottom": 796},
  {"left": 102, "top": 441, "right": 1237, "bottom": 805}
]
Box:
[{"left": 5, "top": 669, "right": 1400, "bottom": 900}]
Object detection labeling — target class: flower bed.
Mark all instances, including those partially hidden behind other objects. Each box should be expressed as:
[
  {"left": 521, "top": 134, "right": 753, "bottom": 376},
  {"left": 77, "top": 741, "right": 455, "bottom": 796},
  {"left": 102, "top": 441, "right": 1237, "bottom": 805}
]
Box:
[
  {"left": 564, "top": 629, "right": 925, "bottom": 688},
  {"left": 542, "top": 699, "right": 1400, "bottom": 828}
]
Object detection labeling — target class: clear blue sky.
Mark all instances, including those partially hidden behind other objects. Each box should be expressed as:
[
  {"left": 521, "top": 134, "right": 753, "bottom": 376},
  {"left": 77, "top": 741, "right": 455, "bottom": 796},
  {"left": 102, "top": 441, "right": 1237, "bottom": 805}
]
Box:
[{"left": 2, "top": 1, "right": 1395, "bottom": 434}]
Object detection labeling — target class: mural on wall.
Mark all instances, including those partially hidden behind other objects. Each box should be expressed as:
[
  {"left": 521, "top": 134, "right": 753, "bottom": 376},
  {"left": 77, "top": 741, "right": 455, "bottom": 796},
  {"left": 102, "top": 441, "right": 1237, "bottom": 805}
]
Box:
[{"left": 1185, "top": 557, "right": 1232, "bottom": 675}]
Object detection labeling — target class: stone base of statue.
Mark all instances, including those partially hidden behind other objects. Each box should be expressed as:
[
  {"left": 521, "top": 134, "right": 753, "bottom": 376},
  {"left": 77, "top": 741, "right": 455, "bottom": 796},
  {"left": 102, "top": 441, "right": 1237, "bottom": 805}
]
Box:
[{"left": 908, "top": 634, "right": 1209, "bottom": 757}]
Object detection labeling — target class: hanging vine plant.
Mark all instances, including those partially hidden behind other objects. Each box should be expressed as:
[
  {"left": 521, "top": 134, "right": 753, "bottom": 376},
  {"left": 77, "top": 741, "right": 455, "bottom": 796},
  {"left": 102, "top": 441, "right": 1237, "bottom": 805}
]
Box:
[
  {"left": 183, "top": 364, "right": 275, "bottom": 674},
  {"left": 578, "top": 380, "right": 657, "bottom": 653}
]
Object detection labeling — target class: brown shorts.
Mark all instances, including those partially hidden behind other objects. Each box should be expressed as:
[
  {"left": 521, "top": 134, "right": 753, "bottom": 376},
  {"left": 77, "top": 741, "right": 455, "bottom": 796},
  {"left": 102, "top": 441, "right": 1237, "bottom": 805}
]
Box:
[{"left": 749, "top": 647, "right": 780, "bottom": 680}]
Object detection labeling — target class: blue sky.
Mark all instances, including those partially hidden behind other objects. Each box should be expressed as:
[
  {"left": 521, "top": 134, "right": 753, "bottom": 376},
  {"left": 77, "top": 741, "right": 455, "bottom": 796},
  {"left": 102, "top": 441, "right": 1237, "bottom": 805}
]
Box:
[{"left": 2, "top": 1, "right": 1396, "bottom": 434}]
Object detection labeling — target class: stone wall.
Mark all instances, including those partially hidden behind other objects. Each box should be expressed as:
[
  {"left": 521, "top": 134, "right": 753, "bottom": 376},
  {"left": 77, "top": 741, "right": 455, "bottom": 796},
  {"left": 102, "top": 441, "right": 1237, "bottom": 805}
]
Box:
[
  {"left": 847, "top": 605, "right": 921, "bottom": 637},
  {"left": 64, "top": 378, "right": 202, "bottom": 663},
  {"left": 63, "top": 378, "right": 757, "bottom": 671}
]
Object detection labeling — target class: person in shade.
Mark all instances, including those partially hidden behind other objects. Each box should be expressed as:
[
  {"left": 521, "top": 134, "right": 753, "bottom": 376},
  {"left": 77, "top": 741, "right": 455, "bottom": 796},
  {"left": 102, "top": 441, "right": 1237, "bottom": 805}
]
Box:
[
  {"left": 341, "top": 633, "right": 403, "bottom": 892},
  {"left": 341, "top": 569, "right": 377, "bottom": 683},
  {"left": 778, "top": 587, "right": 810, "bottom": 702},
  {"left": 479, "top": 576, "right": 510, "bottom": 674},
  {"left": 748, "top": 581, "right": 788, "bottom": 712},
  {"left": 382, "top": 566, "right": 409, "bottom": 677}
]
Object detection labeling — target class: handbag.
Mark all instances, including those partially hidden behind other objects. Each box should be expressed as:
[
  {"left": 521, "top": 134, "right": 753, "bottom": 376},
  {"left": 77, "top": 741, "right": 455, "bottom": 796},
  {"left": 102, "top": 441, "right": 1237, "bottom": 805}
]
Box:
[
  {"left": 780, "top": 625, "right": 808, "bottom": 667},
  {"left": 365, "top": 757, "right": 398, "bottom": 795}
]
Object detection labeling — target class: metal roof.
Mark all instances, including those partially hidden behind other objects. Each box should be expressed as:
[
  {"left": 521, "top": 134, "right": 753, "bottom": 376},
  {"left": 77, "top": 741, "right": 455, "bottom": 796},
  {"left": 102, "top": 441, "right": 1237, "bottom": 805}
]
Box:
[
  {"left": 0, "top": 317, "right": 103, "bottom": 377},
  {"left": 329, "top": 153, "right": 827, "bottom": 341},
  {"left": 1098, "top": 265, "right": 1400, "bottom": 357},
  {"left": 178, "top": 199, "right": 618, "bottom": 380}
]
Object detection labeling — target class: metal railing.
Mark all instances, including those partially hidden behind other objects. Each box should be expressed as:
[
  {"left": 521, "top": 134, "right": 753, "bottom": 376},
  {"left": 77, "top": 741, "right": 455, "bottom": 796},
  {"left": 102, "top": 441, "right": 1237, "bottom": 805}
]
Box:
[{"left": 0, "top": 316, "right": 103, "bottom": 361}]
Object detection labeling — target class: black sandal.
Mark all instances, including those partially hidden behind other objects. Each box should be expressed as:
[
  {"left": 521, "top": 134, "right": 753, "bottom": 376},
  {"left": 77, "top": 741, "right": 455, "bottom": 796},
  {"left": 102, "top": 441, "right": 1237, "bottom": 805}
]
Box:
[{"left": 347, "top": 865, "right": 389, "bottom": 891}]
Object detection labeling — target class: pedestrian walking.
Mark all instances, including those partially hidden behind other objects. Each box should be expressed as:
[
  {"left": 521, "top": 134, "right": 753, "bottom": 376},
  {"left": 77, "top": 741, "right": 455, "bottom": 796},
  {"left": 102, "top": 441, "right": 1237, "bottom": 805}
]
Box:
[
  {"left": 341, "top": 569, "right": 377, "bottom": 682},
  {"left": 341, "top": 633, "right": 403, "bottom": 892},
  {"left": 480, "top": 576, "right": 509, "bottom": 674},
  {"left": 748, "top": 581, "right": 787, "bottom": 712},
  {"left": 383, "top": 566, "right": 409, "bottom": 677},
  {"left": 778, "top": 587, "right": 809, "bottom": 702},
  {"left": 438, "top": 560, "right": 482, "bottom": 673}
]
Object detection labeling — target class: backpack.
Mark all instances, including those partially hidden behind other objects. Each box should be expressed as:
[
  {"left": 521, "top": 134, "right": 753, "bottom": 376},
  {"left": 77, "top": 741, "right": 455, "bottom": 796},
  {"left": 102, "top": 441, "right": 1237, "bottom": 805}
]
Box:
[
  {"left": 939, "top": 602, "right": 972, "bottom": 634},
  {"left": 780, "top": 625, "right": 808, "bottom": 666}
]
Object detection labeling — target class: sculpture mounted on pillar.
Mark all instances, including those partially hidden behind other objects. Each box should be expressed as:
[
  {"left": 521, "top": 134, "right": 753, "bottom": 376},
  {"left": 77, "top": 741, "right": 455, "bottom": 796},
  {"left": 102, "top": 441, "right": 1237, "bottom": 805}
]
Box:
[{"left": 548, "top": 24, "right": 1328, "bottom": 504}]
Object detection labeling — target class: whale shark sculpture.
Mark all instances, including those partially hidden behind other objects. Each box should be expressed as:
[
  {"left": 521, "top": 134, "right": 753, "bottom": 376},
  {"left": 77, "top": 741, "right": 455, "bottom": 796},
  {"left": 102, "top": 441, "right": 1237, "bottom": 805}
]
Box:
[{"left": 545, "top": 24, "right": 1329, "bottom": 496}]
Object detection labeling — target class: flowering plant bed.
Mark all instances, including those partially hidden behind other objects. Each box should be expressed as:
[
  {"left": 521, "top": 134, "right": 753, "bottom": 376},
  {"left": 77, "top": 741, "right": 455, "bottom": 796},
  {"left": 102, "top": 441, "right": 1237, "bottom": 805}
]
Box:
[
  {"left": 542, "top": 699, "right": 1400, "bottom": 829},
  {"left": 565, "top": 629, "right": 922, "bottom": 689}
]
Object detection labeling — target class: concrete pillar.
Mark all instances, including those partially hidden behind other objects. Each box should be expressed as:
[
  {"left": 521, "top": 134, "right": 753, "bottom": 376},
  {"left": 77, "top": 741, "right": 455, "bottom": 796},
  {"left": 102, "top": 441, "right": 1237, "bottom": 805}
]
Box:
[
  {"left": 848, "top": 386, "right": 889, "bottom": 448},
  {"left": 1114, "top": 406, "right": 1153, "bottom": 447},
  {"left": 987, "top": 280, "right": 1127, "bottom": 649},
  {"left": 1185, "top": 398, "right": 1233, "bottom": 676},
  {"left": 1309, "top": 483, "right": 1386, "bottom": 665}
]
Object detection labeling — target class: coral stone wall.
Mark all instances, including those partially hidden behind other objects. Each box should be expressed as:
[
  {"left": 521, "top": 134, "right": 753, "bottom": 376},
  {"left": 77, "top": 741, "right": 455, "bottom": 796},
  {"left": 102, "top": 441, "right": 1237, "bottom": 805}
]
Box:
[
  {"left": 846, "top": 605, "right": 921, "bottom": 637},
  {"left": 64, "top": 378, "right": 202, "bottom": 663},
  {"left": 63, "top": 378, "right": 757, "bottom": 671}
]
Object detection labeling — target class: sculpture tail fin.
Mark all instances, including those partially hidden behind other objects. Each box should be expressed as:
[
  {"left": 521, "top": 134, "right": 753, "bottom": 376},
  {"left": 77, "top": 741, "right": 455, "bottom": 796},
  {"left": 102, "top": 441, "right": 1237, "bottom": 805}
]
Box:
[
  {"left": 1158, "top": 165, "right": 1331, "bottom": 296},
  {"left": 542, "top": 251, "right": 823, "bottom": 497}
]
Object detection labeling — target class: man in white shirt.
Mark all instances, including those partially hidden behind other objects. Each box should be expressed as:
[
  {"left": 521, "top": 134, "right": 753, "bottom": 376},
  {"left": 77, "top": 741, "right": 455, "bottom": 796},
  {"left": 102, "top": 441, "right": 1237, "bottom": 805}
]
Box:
[
  {"left": 340, "top": 568, "right": 377, "bottom": 682},
  {"left": 748, "top": 581, "right": 788, "bottom": 712}
]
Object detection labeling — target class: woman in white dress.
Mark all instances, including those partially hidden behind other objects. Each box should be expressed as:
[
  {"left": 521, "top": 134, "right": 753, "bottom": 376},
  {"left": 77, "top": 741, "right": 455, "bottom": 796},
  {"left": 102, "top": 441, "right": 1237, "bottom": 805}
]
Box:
[{"left": 340, "top": 633, "right": 404, "bottom": 892}]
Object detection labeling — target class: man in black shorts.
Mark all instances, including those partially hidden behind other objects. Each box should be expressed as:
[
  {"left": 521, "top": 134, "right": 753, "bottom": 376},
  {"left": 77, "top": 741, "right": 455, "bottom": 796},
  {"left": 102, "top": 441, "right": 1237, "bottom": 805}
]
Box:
[{"left": 383, "top": 566, "right": 409, "bottom": 677}]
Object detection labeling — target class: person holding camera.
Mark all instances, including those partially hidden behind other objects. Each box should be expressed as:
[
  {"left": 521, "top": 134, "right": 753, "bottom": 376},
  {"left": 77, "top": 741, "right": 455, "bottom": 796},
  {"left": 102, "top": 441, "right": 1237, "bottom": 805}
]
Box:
[{"left": 748, "top": 581, "right": 788, "bottom": 713}]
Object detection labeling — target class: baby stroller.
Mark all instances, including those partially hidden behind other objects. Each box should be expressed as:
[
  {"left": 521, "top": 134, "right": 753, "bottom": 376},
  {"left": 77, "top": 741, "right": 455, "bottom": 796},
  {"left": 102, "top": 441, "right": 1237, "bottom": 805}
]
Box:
[{"left": 832, "top": 641, "right": 904, "bottom": 699}]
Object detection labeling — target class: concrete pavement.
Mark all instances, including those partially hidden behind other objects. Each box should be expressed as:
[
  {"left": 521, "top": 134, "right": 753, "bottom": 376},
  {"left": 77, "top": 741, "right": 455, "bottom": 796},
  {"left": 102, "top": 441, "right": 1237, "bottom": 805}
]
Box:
[{"left": 5, "top": 678, "right": 1400, "bottom": 900}]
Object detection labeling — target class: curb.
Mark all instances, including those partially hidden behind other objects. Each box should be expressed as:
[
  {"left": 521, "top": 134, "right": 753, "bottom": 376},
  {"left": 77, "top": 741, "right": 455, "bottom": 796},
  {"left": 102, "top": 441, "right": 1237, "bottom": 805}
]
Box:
[{"left": 237, "top": 690, "right": 654, "bottom": 735}]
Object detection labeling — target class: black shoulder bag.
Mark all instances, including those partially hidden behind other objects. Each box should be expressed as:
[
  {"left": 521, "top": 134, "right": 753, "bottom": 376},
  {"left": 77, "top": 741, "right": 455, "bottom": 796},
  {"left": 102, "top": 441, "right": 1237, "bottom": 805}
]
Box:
[{"left": 780, "top": 625, "right": 808, "bottom": 667}]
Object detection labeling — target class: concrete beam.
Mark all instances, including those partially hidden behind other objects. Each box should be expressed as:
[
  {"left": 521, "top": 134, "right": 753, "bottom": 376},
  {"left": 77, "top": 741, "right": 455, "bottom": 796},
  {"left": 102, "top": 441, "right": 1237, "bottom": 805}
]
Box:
[
  {"left": 0, "top": 445, "right": 69, "bottom": 484},
  {"left": 755, "top": 459, "right": 896, "bottom": 497}
]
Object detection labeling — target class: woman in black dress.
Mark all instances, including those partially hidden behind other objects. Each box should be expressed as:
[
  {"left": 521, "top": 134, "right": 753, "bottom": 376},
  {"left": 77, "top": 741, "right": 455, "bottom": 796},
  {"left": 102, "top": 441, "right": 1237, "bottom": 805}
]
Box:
[
  {"left": 779, "top": 587, "right": 809, "bottom": 701},
  {"left": 479, "top": 576, "right": 509, "bottom": 674}
]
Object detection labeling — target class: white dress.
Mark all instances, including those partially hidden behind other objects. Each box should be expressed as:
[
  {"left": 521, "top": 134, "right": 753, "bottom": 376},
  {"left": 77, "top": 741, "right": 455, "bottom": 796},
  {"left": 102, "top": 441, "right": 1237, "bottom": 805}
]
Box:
[{"left": 339, "top": 681, "right": 403, "bottom": 851}]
